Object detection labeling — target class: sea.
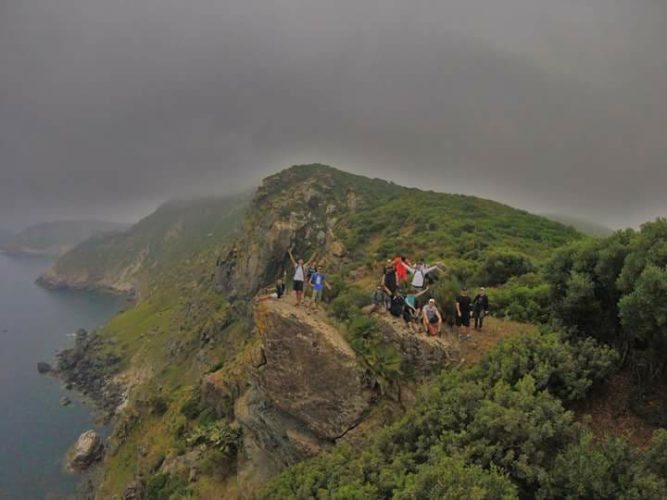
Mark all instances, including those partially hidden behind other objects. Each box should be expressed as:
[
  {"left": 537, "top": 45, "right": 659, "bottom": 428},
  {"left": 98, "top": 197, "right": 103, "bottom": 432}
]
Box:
[{"left": 0, "top": 253, "right": 125, "bottom": 499}]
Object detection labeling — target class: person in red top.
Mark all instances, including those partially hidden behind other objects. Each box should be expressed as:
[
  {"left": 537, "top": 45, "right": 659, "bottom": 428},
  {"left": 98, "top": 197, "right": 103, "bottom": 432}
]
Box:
[{"left": 394, "top": 255, "right": 411, "bottom": 283}]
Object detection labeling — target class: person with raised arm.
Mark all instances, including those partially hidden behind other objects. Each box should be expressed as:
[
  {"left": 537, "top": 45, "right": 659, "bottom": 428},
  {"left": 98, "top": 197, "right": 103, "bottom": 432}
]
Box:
[
  {"left": 288, "top": 247, "right": 316, "bottom": 307},
  {"left": 405, "top": 259, "right": 445, "bottom": 290}
]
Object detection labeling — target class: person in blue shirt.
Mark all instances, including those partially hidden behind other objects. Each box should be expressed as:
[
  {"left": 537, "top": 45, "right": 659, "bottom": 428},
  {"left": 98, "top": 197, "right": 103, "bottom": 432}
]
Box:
[{"left": 310, "top": 267, "right": 331, "bottom": 304}]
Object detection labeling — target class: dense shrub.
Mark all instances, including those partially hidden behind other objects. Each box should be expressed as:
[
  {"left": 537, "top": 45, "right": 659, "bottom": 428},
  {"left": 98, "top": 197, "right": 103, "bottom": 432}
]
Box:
[
  {"left": 546, "top": 220, "right": 667, "bottom": 386},
  {"left": 347, "top": 316, "right": 402, "bottom": 396},
  {"left": 329, "top": 287, "right": 372, "bottom": 322},
  {"left": 475, "top": 252, "right": 536, "bottom": 286},
  {"left": 145, "top": 473, "right": 188, "bottom": 499},
  {"left": 487, "top": 278, "right": 550, "bottom": 323},
  {"left": 261, "top": 331, "right": 639, "bottom": 499}
]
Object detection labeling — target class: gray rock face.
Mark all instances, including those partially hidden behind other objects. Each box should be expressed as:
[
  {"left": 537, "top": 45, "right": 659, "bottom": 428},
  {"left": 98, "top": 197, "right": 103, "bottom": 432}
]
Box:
[
  {"left": 67, "top": 430, "right": 104, "bottom": 471},
  {"left": 377, "top": 316, "right": 456, "bottom": 377},
  {"left": 215, "top": 170, "right": 361, "bottom": 300},
  {"left": 254, "top": 300, "right": 374, "bottom": 440}
]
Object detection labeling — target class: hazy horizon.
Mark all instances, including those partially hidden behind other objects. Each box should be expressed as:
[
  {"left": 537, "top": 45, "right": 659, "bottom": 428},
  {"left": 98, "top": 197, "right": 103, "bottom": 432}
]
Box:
[{"left": 2, "top": 1, "right": 666, "bottom": 230}]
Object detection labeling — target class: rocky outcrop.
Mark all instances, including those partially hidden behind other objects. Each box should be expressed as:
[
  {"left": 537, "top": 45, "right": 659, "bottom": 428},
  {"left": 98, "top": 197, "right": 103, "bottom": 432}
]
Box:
[
  {"left": 254, "top": 300, "right": 374, "bottom": 440},
  {"left": 37, "top": 361, "right": 52, "bottom": 374},
  {"left": 55, "top": 329, "right": 125, "bottom": 420},
  {"left": 216, "top": 168, "right": 362, "bottom": 300},
  {"left": 211, "top": 300, "right": 375, "bottom": 491},
  {"left": 377, "top": 316, "right": 456, "bottom": 377},
  {"left": 67, "top": 430, "right": 104, "bottom": 472}
]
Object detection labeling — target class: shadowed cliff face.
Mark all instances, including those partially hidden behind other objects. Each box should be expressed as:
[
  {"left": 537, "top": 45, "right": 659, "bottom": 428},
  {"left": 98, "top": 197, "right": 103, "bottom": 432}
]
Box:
[{"left": 215, "top": 167, "right": 360, "bottom": 301}]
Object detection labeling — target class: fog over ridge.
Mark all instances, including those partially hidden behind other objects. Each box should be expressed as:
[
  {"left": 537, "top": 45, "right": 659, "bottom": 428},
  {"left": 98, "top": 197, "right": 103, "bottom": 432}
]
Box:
[{"left": 1, "top": 0, "right": 665, "bottom": 229}]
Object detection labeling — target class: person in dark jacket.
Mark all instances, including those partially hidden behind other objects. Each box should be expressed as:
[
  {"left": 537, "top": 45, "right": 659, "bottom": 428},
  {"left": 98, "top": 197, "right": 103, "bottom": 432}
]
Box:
[
  {"left": 473, "top": 287, "right": 490, "bottom": 330},
  {"left": 382, "top": 260, "right": 399, "bottom": 295}
]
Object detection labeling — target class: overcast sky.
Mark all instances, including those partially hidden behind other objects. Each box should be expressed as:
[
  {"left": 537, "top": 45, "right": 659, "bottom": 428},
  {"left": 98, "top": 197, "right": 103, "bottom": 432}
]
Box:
[{"left": 1, "top": 0, "right": 665, "bottom": 230}]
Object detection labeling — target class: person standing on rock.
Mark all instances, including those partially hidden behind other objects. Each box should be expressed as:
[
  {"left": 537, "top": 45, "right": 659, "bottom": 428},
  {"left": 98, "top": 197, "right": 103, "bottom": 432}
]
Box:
[
  {"left": 406, "top": 260, "right": 445, "bottom": 290},
  {"left": 305, "top": 254, "right": 319, "bottom": 294},
  {"left": 473, "top": 287, "right": 490, "bottom": 330},
  {"left": 456, "top": 287, "right": 473, "bottom": 340},
  {"left": 310, "top": 267, "right": 331, "bottom": 304},
  {"left": 422, "top": 298, "right": 443, "bottom": 336},
  {"left": 288, "top": 248, "right": 316, "bottom": 306}
]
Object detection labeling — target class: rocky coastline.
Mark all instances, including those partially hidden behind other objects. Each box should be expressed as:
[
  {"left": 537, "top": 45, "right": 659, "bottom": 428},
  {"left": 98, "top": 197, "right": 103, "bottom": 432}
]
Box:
[{"left": 53, "top": 328, "right": 126, "bottom": 424}]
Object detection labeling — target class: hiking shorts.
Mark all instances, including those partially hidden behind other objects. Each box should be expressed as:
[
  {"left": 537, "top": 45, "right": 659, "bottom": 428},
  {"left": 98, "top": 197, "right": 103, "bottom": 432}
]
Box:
[
  {"left": 456, "top": 313, "right": 470, "bottom": 327},
  {"left": 293, "top": 280, "right": 304, "bottom": 292},
  {"left": 312, "top": 288, "right": 323, "bottom": 302}
]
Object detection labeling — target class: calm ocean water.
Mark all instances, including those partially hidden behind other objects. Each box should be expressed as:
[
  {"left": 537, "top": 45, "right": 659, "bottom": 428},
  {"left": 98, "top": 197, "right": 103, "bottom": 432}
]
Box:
[{"left": 0, "top": 254, "right": 124, "bottom": 499}]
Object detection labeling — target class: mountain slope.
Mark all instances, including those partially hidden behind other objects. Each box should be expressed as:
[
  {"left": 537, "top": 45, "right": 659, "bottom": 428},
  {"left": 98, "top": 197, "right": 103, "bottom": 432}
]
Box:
[
  {"left": 2, "top": 220, "right": 129, "bottom": 256},
  {"left": 38, "top": 194, "right": 250, "bottom": 295},
  {"left": 217, "top": 164, "right": 581, "bottom": 301},
  {"left": 48, "top": 165, "right": 588, "bottom": 498}
]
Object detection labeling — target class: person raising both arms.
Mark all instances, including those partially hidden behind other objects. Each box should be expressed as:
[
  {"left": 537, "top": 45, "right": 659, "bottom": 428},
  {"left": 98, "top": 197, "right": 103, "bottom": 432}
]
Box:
[
  {"left": 288, "top": 247, "right": 316, "bottom": 306},
  {"left": 456, "top": 287, "right": 472, "bottom": 340},
  {"left": 406, "top": 259, "right": 445, "bottom": 290},
  {"left": 473, "top": 287, "right": 490, "bottom": 330},
  {"left": 422, "top": 298, "right": 443, "bottom": 336}
]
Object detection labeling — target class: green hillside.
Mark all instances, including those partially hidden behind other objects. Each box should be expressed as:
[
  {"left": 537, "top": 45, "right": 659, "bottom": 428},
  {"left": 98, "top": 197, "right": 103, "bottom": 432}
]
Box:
[
  {"left": 2, "top": 219, "right": 129, "bottom": 256},
  {"left": 51, "top": 165, "right": 664, "bottom": 499},
  {"left": 38, "top": 194, "right": 250, "bottom": 295}
]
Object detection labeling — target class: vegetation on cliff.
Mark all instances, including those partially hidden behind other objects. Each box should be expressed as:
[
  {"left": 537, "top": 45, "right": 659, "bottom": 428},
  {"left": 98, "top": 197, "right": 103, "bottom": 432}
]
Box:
[{"left": 43, "top": 165, "right": 666, "bottom": 498}]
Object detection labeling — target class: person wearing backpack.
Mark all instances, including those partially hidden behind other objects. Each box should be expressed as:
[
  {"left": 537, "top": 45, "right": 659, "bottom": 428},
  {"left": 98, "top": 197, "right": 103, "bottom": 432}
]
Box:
[
  {"left": 389, "top": 291, "right": 406, "bottom": 318},
  {"left": 422, "top": 298, "right": 443, "bottom": 336}
]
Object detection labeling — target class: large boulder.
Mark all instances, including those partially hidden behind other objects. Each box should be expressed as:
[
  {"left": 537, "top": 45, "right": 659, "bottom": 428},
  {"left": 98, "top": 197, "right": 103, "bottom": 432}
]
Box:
[
  {"left": 66, "top": 430, "right": 104, "bottom": 472},
  {"left": 254, "top": 300, "right": 374, "bottom": 440}
]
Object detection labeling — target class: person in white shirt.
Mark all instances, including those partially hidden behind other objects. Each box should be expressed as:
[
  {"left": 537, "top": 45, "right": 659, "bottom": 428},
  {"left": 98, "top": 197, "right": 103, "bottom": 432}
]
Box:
[
  {"left": 404, "top": 260, "right": 445, "bottom": 289},
  {"left": 288, "top": 248, "right": 316, "bottom": 306}
]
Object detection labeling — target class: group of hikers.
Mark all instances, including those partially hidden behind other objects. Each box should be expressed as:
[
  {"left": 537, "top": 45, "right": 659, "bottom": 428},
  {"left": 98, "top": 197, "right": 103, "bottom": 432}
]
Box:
[
  {"left": 261, "top": 248, "right": 490, "bottom": 340},
  {"left": 374, "top": 256, "right": 490, "bottom": 339}
]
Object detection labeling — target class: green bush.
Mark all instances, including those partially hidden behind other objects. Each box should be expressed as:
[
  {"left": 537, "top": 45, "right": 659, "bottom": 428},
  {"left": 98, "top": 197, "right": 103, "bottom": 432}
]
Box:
[
  {"left": 396, "top": 454, "right": 518, "bottom": 500},
  {"left": 330, "top": 287, "right": 372, "bottom": 322},
  {"left": 145, "top": 473, "right": 188, "bottom": 500},
  {"left": 475, "top": 252, "right": 536, "bottom": 286},
  {"left": 262, "top": 330, "right": 633, "bottom": 499},
  {"left": 186, "top": 421, "right": 242, "bottom": 457}
]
